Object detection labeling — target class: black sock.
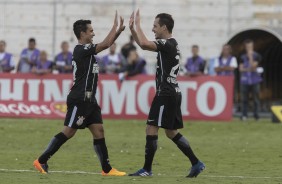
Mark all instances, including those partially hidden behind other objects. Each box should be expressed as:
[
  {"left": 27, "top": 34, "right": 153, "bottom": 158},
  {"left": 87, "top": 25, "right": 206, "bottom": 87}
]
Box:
[
  {"left": 38, "top": 132, "right": 68, "bottom": 164},
  {"left": 172, "top": 133, "right": 199, "bottom": 166},
  {"left": 93, "top": 138, "right": 112, "bottom": 173},
  {"left": 143, "top": 135, "right": 158, "bottom": 172}
]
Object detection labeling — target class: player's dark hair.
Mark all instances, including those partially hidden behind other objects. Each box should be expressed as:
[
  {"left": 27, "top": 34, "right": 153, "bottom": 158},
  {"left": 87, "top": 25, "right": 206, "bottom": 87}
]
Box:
[
  {"left": 192, "top": 45, "right": 199, "bottom": 49},
  {"left": 155, "top": 13, "right": 174, "bottom": 33},
  {"left": 73, "top": 19, "right": 91, "bottom": 39},
  {"left": 29, "top": 38, "right": 36, "bottom": 43},
  {"left": 244, "top": 39, "right": 254, "bottom": 45}
]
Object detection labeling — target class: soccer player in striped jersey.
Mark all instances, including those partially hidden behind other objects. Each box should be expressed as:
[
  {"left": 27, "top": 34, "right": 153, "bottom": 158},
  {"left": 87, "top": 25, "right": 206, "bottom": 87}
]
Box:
[
  {"left": 33, "top": 11, "right": 126, "bottom": 176},
  {"left": 128, "top": 10, "right": 205, "bottom": 178}
]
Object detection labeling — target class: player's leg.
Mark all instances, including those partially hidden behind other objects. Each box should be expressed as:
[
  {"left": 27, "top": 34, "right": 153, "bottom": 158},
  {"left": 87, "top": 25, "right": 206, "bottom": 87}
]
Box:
[
  {"left": 143, "top": 125, "right": 159, "bottom": 172},
  {"left": 166, "top": 94, "right": 204, "bottom": 178},
  {"left": 88, "top": 124, "right": 112, "bottom": 173},
  {"left": 165, "top": 129, "right": 199, "bottom": 166},
  {"left": 34, "top": 126, "right": 76, "bottom": 173},
  {"left": 87, "top": 103, "right": 126, "bottom": 176},
  {"left": 129, "top": 96, "right": 160, "bottom": 176},
  {"left": 165, "top": 129, "right": 205, "bottom": 178},
  {"left": 34, "top": 100, "right": 81, "bottom": 174},
  {"left": 129, "top": 125, "right": 158, "bottom": 176}
]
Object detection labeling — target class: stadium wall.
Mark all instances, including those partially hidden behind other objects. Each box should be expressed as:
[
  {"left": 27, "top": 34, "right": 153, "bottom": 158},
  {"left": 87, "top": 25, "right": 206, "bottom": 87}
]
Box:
[{"left": 1, "top": 0, "right": 282, "bottom": 73}]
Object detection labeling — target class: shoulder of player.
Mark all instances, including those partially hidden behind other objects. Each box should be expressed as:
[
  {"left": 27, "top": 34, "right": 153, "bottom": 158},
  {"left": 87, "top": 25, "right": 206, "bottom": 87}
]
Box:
[{"left": 75, "top": 43, "right": 96, "bottom": 50}]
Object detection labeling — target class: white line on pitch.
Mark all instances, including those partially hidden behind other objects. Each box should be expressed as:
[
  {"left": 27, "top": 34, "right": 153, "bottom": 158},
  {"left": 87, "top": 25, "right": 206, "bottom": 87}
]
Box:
[
  {"left": 0, "top": 168, "right": 282, "bottom": 179},
  {"left": 0, "top": 168, "right": 100, "bottom": 175}
]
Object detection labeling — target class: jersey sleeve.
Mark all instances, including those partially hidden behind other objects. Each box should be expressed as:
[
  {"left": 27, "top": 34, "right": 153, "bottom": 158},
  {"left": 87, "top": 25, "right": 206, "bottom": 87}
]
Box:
[
  {"left": 153, "top": 39, "right": 172, "bottom": 52},
  {"left": 79, "top": 44, "right": 97, "bottom": 56}
]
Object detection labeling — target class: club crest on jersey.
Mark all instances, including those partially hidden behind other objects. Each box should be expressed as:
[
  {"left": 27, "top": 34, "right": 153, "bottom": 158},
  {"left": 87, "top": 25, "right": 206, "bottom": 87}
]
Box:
[
  {"left": 76, "top": 116, "right": 85, "bottom": 126},
  {"left": 157, "top": 39, "right": 166, "bottom": 45},
  {"left": 84, "top": 44, "right": 92, "bottom": 50},
  {"left": 92, "top": 63, "right": 99, "bottom": 73}
]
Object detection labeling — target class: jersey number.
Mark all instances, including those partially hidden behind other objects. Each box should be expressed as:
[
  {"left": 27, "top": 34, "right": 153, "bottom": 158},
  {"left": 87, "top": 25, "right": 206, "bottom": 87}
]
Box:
[{"left": 170, "top": 64, "right": 180, "bottom": 78}]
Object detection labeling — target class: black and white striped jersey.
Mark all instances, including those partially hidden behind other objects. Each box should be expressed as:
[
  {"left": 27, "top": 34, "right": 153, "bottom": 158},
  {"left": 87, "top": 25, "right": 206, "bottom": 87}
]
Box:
[
  {"left": 68, "top": 43, "right": 99, "bottom": 102},
  {"left": 154, "top": 38, "right": 181, "bottom": 96}
]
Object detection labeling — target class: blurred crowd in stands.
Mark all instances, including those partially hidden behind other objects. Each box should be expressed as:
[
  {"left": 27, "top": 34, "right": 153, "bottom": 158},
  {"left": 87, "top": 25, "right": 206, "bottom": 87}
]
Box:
[
  {"left": 0, "top": 36, "right": 263, "bottom": 120},
  {"left": 0, "top": 36, "right": 147, "bottom": 79}
]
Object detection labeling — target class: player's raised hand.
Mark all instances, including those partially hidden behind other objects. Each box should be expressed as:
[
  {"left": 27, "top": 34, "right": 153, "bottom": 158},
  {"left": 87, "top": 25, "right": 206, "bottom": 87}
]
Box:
[
  {"left": 129, "top": 11, "right": 135, "bottom": 30},
  {"left": 114, "top": 10, "right": 118, "bottom": 27},
  {"left": 118, "top": 16, "right": 126, "bottom": 33},
  {"left": 135, "top": 9, "right": 140, "bottom": 26}
]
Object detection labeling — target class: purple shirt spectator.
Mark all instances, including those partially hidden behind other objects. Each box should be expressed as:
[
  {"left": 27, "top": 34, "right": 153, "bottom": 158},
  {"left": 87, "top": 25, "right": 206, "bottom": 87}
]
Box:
[
  {"left": 240, "top": 52, "right": 262, "bottom": 85},
  {"left": 0, "top": 40, "right": 15, "bottom": 73},
  {"left": 185, "top": 56, "right": 205, "bottom": 73},
  {"left": 18, "top": 38, "right": 40, "bottom": 73},
  {"left": 55, "top": 52, "right": 72, "bottom": 73},
  {"left": 32, "top": 51, "right": 52, "bottom": 75},
  {"left": 54, "top": 41, "right": 73, "bottom": 73}
]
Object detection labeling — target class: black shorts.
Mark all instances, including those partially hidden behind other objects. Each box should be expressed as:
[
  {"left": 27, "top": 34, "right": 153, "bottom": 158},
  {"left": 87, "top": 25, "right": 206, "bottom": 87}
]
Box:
[
  {"left": 147, "top": 95, "right": 183, "bottom": 130},
  {"left": 64, "top": 99, "right": 103, "bottom": 129}
]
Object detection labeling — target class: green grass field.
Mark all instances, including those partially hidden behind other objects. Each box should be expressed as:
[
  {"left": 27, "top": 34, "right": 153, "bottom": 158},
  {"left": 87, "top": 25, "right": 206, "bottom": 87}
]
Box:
[{"left": 0, "top": 118, "right": 282, "bottom": 184}]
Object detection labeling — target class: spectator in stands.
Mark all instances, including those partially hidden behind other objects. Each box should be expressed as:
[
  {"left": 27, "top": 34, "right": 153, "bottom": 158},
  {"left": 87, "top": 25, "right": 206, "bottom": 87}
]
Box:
[
  {"left": 119, "top": 47, "right": 146, "bottom": 81},
  {"left": 101, "top": 43, "right": 125, "bottom": 74},
  {"left": 207, "top": 58, "right": 216, "bottom": 76},
  {"left": 54, "top": 41, "right": 72, "bottom": 73},
  {"left": 17, "top": 38, "right": 40, "bottom": 73},
  {"left": 239, "top": 39, "right": 262, "bottom": 121},
  {"left": 214, "top": 44, "right": 238, "bottom": 76},
  {"left": 31, "top": 51, "right": 52, "bottom": 75},
  {"left": 185, "top": 45, "right": 205, "bottom": 77},
  {"left": 121, "top": 35, "right": 135, "bottom": 59},
  {"left": 0, "top": 40, "right": 15, "bottom": 73}
]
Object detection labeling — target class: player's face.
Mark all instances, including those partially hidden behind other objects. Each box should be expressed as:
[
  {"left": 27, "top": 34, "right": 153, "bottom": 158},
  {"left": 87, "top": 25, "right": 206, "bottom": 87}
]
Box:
[
  {"left": 152, "top": 18, "right": 164, "bottom": 39},
  {"left": 82, "top": 24, "right": 95, "bottom": 44},
  {"left": 0, "top": 42, "right": 5, "bottom": 52}
]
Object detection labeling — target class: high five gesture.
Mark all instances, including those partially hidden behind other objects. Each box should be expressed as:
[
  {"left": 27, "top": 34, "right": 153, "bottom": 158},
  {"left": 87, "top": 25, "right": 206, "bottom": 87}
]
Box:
[{"left": 96, "top": 11, "right": 125, "bottom": 53}]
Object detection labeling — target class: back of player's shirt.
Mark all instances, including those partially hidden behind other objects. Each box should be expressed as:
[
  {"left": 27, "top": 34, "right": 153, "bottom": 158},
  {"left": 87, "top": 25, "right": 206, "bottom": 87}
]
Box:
[
  {"left": 154, "top": 38, "right": 181, "bottom": 96},
  {"left": 68, "top": 44, "right": 99, "bottom": 102}
]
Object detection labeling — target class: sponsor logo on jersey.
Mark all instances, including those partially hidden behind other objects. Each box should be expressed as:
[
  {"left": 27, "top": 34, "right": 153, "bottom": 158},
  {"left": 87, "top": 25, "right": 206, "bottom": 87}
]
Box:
[
  {"left": 92, "top": 63, "right": 99, "bottom": 73},
  {"left": 167, "top": 77, "right": 178, "bottom": 84}
]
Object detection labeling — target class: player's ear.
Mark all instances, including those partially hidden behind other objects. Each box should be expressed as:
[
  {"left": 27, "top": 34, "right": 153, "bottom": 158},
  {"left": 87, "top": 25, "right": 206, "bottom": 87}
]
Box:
[
  {"left": 80, "top": 31, "right": 85, "bottom": 39},
  {"left": 162, "top": 25, "right": 167, "bottom": 32}
]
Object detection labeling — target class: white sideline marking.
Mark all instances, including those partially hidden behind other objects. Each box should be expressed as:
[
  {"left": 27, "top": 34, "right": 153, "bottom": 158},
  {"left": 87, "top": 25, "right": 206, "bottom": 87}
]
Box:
[
  {"left": 0, "top": 168, "right": 282, "bottom": 179},
  {"left": 0, "top": 168, "right": 100, "bottom": 175}
]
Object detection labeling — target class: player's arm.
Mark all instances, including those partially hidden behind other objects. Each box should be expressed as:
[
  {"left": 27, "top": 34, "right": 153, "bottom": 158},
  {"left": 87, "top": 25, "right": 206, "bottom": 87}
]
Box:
[
  {"left": 129, "top": 10, "right": 157, "bottom": 51},
  {"left": 95, "top": 11, "right": 125, "bottom": 54}
]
